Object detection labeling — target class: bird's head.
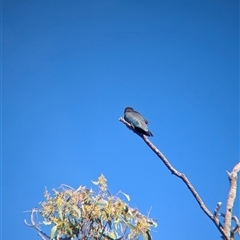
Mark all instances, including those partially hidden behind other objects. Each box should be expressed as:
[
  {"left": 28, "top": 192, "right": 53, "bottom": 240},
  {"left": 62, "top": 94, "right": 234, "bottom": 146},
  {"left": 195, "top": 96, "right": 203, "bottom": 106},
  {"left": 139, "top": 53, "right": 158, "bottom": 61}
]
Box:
[{"left": 124, "top": 107, "right": 134, "bottom": 113}]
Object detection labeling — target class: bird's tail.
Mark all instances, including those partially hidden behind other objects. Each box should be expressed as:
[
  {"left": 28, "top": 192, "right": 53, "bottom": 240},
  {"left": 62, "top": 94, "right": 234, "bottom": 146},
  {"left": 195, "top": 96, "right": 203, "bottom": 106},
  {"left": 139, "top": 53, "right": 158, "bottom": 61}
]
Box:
[{"left": 147, "top": 130, "right": 153, "bottom": 137}]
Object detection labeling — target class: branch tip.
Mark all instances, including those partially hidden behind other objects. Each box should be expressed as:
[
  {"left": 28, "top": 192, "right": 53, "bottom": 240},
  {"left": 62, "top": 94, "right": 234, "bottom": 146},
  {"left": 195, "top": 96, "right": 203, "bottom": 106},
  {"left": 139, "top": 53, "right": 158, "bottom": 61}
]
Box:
[{"left": 226, "top": 171, "right": 231, "bottom": 177}]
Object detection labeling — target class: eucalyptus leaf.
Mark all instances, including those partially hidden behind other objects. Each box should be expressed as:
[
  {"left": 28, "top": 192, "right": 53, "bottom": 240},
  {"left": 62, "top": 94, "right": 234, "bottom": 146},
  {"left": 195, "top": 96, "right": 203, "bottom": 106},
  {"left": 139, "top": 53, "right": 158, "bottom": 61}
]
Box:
[
  {"left": 50, "top": 225, "right": 57, "bottom": 239},
  {"left": 120, "top": 191, "right": 130, "bottom": 201},
  {"left": 58, "top": 208, "right": 63, "bottom": 221},
  {"left": 96, "top": 199, "right": 107, "bottom": 205},
  {"left": 71, "top": 205, "right": 81, "bottom": 219},
  {"left": 91, "top": 180, "right": 99, "bottom": 185},
  {"left": 144, "top": 231, "right": 152, "bottom": 240},
  {"left": 43, "top": 220, "right": 52, "bottom": 225},
  {"left": 125, "top": 222, "right": 137, "bottom": 230}
]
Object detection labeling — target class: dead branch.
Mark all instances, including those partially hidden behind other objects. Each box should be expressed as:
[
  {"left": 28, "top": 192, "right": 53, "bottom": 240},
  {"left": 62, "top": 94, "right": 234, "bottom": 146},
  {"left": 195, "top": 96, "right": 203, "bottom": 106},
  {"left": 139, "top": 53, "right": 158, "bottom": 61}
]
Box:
[
  {"left": 214, "top": 202, "right": 222, "bottom": 219},
  {"left": 231, "top": 215, "right": 240, "bottom": 237},
  {"left": 220, "top": 214, "right": 240, "bottom": 238},
  {"left": 119, "top": 117, "right": 239, "bottom": 240},
  {"left": 224, "top": 163, "right": 240, "bottom": 238}
]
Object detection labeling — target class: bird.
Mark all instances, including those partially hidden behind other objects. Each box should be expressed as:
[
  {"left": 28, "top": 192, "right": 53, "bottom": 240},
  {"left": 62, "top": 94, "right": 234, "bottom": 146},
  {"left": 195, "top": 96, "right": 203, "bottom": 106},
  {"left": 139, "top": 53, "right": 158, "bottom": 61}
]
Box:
[{"left": 124, "top": 107, "right": 153, "bottom": 137}]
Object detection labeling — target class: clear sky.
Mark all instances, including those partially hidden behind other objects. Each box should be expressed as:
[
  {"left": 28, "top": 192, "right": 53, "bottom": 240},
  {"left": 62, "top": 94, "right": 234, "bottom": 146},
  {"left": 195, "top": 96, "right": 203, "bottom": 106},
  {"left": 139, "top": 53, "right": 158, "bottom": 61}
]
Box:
[{"left": 2, "top": 1, "right": 239, "bottom": 239}]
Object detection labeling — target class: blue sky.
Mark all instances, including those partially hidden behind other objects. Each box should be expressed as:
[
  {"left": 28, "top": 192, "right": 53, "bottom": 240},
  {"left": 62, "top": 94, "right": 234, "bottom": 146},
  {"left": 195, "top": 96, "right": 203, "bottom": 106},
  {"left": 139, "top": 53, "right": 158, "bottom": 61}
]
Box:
[{"left": 2, "top": 1, "right": 239, "bottom": 239}]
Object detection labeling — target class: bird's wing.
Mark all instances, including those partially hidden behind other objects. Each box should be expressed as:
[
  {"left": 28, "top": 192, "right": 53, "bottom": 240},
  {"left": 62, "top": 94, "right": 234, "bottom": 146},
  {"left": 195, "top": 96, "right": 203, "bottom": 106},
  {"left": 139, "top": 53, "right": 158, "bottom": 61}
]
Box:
[
  {"left": 133, "top": 111, "right": 149, "bottom": 125},
  {"left": 130, "top": 111, "right": 149, "bottom": 132}
]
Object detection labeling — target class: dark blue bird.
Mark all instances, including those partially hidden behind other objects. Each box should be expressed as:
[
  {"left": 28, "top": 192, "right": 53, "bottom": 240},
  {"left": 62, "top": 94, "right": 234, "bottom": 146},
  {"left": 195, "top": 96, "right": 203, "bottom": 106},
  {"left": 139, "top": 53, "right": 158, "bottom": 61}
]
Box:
[{"left": 124, "top": 107, "right": 153, "bottom": 137}]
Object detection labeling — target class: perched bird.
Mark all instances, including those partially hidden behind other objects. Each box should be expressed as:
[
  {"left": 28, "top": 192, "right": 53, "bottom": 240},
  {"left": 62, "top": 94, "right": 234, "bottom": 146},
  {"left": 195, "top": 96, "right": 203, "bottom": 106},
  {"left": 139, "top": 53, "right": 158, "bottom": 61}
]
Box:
[{"left": 124, "top": 107, "right": 153, "bottom": 137}]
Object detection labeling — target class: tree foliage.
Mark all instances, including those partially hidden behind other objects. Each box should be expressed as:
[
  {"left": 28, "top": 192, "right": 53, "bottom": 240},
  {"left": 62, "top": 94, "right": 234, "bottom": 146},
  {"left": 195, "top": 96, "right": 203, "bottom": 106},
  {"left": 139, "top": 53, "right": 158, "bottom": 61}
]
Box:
[{"left": 25, "top": 175, "right": 157, "bottom": 240}]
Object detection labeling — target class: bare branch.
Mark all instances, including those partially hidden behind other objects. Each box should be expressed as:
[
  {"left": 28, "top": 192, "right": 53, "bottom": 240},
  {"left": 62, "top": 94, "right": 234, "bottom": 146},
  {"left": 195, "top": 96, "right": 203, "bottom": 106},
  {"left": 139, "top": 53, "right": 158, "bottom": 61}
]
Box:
[
  {"left": 231, "top": 216, "right": 240, "bottom": 237},
  {"left": 214, "top": 202, "right": 222, "bottom": 219},
  {"left": 24, "top": 208, "right": 50, "bottom": 240},
  {"left": 232, "top": 215, "right": 239, "bottom": 226},
  {"left": 220, "top": 214, "right": 240, "bottom": 239},
  {"left": 119, "top": 117, "right": 231, "bottom": 240},
  {"left": 224, "top": 163, "right": 240, "bottom": 238}
]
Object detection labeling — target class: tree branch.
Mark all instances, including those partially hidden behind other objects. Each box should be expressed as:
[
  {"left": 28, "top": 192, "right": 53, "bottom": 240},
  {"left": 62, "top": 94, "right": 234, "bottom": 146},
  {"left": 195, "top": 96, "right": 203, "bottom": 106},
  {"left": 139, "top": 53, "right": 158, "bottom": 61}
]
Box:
[
  {"left": 24, "top": 208, "right": 50, "bottom": 240},
  {"left": 224, "top": 163, "right": 240, "bottom": 238},
  {"left": 220, "top": 214, "right": 240, "bottom": 239},
  {"left": 213, "top": 202, "right": 222, "bottom": 219},
  {"left": 231, "top": 216, "right": 240, "bottom": 237},
  {"left": 119, "top": 117, "right": 232, "bottom": 240}
]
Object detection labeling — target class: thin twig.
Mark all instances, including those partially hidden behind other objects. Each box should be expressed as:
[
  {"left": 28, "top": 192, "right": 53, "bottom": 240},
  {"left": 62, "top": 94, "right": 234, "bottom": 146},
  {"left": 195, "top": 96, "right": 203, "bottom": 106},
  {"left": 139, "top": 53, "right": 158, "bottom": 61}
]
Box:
[
  {"left": 231, "top": 216, "right": 240, "bottom": 237},
  {"left": 119, "top": 117, "right": 230, "bottom": 240},
  {"left": 214, "top": 202, "right": 222, "bottom": 219},
  {"left": 24, "top": 208, "right": 50, "bottom": 240},
  {"left": 232, "top": 215, "right": 239, "bottom": 225}
]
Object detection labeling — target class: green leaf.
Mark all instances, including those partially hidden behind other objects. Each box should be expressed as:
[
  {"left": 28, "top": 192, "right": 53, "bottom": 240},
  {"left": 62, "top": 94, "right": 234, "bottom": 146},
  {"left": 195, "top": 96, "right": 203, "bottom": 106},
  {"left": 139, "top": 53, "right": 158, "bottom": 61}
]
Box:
[
  {"left": 58, "top": 208, "right": 63, "bottom": 221},
  {"left": 125, "top": 222, "right": 137, "bottom": 230},
  {"left": 108, "top": 231, "right": 116, "bottom": 239},
  {"left": 71, "top": 205, "right": 81, "bottom": 219},
  {"left": 67, "top": 226, "right": 72, "bottom": 235},
  {"left": 113, "top": 230, "right": 119, "bottom": 238},
  {"left": 43, "top": 220, "right": 52, "bottom": 225},
  {"left": 143, "top": 231, "right": 152, "bottom": 240},
  {"left": 91, "top": 180, "right": 99, "bottom": 185},
  {"left": 120, "top": 191, "right": 130, "bottom": 201},
  {"left": 148, "top": 219, "right": 158, "bottom": 227},
  {"left": 50, "top": 225, "right": 57, "bottom": 239},
  {"left": 96, "top": 199, "right": 107, "bottom": 205}
]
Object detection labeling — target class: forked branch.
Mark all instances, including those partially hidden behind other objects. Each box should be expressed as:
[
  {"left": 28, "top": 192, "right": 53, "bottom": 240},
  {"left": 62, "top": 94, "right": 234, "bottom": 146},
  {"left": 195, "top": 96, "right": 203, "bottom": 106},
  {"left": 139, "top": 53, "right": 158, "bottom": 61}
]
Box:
[{"left": 119, "top": 117, "right": 239, "bottom": 240}]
